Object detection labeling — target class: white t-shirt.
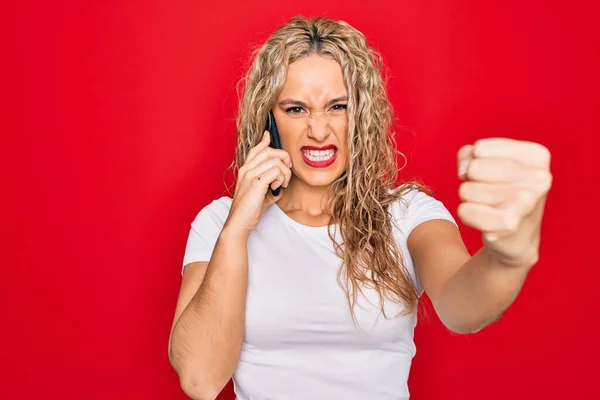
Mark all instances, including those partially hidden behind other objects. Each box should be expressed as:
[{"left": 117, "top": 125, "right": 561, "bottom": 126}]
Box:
[{"left": 181, "top": 189, "right": 457, "bottom": 400}]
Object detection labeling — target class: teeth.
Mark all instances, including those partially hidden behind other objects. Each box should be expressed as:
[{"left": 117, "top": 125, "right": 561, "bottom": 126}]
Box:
[{"left": 302, "top": 148, "right": 336, "bottom": 162}]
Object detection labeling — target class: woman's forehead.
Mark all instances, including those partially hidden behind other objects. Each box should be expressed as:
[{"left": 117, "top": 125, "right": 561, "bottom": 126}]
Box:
[{"left": 279, "top": 55, "right": 347, "bottom": 103}]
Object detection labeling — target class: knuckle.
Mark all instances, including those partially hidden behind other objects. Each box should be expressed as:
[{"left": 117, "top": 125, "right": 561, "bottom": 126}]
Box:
[
  {"left": 245, "top": 169, "right": 256, "bottom": 179},
  {"left": 539, "top": 145, "right": 551, "bottom": 164},
  {"left": 534, "top": 169, "right": 548, "bottom": 181},
  {"left": 542, "top": 171, "right": 553, "bottom": 191},
  {"left": 276, "top": 150, "right": 291, "bottom": 161},
  {"left": 502, "top": 211, "right": 520, "bottom": 232},
  {"left": 533, "top": 170, "right": 552, "bottom": 193},
  {"left": 271, "top": 153, "right": 285, "bottom": 165},
  {"left": 517, "top": 189, "right": 534, "bottom": 206}
]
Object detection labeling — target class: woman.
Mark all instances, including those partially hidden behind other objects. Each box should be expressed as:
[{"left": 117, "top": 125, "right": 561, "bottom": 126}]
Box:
[{"left": 168, "top": 16, "right": 552, "bottom": 400}]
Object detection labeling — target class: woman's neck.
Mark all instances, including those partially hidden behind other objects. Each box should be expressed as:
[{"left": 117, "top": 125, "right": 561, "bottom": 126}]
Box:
[{"left": 276, "top": 177, "right": 331, "bottom": 217}]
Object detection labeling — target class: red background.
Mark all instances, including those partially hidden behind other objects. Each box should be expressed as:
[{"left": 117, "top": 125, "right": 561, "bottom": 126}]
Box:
[{"left": 5, "top": 0, "right": 599, "bottom": 399}]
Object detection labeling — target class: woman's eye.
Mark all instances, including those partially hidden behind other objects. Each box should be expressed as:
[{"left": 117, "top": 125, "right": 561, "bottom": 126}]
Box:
[
  {"left": 285, "top": 106, "right": 305, "bottom": 114},
  {"left": 331, "top": 104, "right": 347, "bottom": 111}
]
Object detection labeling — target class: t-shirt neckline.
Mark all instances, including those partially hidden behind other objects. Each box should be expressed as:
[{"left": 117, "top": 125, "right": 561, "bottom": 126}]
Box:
[{"left": 271, "top": 202, "right": 338, "bottom": 233}]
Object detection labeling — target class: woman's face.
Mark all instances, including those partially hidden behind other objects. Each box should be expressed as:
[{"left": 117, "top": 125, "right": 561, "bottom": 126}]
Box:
[{"left": 274, "top": 54, "right": 349, "bottom": 188}]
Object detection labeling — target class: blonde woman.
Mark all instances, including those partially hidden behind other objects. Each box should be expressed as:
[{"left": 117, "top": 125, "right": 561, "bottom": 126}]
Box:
[{"left": 168, "top": 16, "right": 553, "bottom": 400}]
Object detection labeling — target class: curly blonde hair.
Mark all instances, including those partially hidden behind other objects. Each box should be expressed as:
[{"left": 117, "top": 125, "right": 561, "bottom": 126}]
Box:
[{"left": 230, "top": 16, "right": 429, "bottom": 319}]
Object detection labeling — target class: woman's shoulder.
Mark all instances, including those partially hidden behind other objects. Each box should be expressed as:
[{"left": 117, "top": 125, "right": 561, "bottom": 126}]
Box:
[
  {"left": 387, "top": 185, "right": 436, "bottom": 216},
  {"left": 205, "top": 195, "right": 233, "bottom": 213},
  {"left": 388, "top": 184, "right": 457, "bottom": 235},
  {"left": 190, "top": 195, "right": 233, "bottom": 226},
  {"left": 390, "top": 186, "right": 456, "bottom": 236}
]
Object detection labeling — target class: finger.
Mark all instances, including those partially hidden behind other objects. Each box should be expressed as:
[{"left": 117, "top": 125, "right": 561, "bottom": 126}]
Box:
[
  {"left": 244, "top": 147, "right": 292, "bottom": 173},
  {"left": 517, "top": 169, "right": 553, "bottom": 195},
  {"left": 239, "top": 146, "right": 290, "bottom": 183},
  {"left": 459, "top": 181, "right": 513, "bottom": 206},
  {"left": 254, "top": 166, "right": 285, "bottom": 193},
  {"left": 457, "top": 202, "right": 521, "bottom": 236},
  {"left": 457, "top": 144, "right": 474, "bottom": 180},
  {"left": 473, "top": 138, "right": 551, "bottom": 169},
  {"left": 245, "top": 158, "right": 291, "bottom": 188},
  {"left": 459, "top": 182, "right": 539, "bottom": 217},
  {"left": 270, "top": 173, "right": 286, "bottom": 191},
  {"left": 269, "top": 158, "right": 292, "bottom": 188},
  {"left": 465, "top": 158, "right": 522, "bottom": 183},
  {"left": 245, "top": 131, "right": 271, "bottom": 164},
  {"left": 467, "top": 158, "right": 551, "bottom": 186}
]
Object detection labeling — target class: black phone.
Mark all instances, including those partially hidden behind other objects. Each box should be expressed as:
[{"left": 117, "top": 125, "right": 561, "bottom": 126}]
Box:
[{"left": 265, "top": 110, "right": 282, "bottom": 196}]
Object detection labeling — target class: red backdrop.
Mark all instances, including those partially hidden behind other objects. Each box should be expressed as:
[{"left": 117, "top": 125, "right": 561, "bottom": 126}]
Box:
[{"left": 5, "top": 0, "right": 599, "bottom": 399}]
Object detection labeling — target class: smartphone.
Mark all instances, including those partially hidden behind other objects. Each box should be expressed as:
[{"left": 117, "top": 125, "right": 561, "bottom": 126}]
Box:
[{"left": 265, "top": 110, "right": 282, "bottom": 196}]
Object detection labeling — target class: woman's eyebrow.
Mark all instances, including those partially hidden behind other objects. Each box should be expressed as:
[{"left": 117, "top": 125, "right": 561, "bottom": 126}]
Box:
[
  {"left": 278, "top": 96, "right": 348, "bottom": 108},
  {"left": 278, "top": 99, "right": 309, "bottom": 107}
]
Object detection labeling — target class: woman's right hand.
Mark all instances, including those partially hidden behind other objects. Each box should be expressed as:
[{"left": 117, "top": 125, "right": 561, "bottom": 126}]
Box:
[{"left": 224, "top": 131, "right": 293, "bottom": 236}]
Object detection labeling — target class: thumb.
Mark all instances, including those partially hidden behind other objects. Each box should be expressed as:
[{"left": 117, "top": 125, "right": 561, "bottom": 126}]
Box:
[{"left": 457, "top": 144, "right": 474, "bottom": 180}]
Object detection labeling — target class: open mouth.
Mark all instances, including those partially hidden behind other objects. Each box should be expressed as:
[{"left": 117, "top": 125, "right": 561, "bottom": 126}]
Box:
[
  {"left": 301, "top": 148, "right": 337, "bottom": 162},
  {"left": 300, "top": 145, "right": 338, "bottom": 168}
]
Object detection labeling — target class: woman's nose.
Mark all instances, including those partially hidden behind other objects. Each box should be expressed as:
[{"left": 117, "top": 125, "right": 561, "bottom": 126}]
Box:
[{"left": 306, "top": 115, "right": 331, "bottom": 141}]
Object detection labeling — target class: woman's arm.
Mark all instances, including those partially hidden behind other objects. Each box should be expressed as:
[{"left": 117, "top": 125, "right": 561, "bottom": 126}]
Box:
[
  {"left": 410, "top": 138, "right": 551, "bottom": 334},
  {"left": 408, "top": 219, "right": 535, "bottom": 334},
  {"left": 169, "top": 227, "right": 249, "bottom": 400},
  {"left": 168, "top": 132, "right": 293, "bottom": 399}
]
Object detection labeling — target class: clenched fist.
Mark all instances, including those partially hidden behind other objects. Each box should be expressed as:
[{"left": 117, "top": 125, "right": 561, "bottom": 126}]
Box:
[{"left": 457, "top": 138, "right": 553, "bottom": 266}]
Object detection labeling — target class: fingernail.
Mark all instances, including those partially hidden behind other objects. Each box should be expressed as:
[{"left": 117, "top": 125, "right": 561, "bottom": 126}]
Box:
[
  {"left": 264, "top": 131, "right": 269, "bottom": 138},
  {"left": 458, "top": 159, "right": 470, "bottom": 177}
]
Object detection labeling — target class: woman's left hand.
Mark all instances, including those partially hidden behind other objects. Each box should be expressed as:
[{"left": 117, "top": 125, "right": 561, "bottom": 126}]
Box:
[{"left": 456, "top": 138, "right": 553, "bottom": 267}]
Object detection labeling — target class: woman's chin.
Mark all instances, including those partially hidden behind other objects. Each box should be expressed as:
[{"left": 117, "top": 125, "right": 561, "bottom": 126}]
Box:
[{"left": 295, "top": 169, "right": 345, "bottom": 188}]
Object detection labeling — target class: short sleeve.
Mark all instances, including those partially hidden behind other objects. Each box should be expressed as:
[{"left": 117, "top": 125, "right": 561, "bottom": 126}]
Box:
[
  {"left": 389, "top": 188, "right": 459, "bottom": 295},
  {"left": 403, "top": 190, "right": 458, "bottom": 237},
  {"left": 181, "top": 196, "right": 232, "bottom": 275}
]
